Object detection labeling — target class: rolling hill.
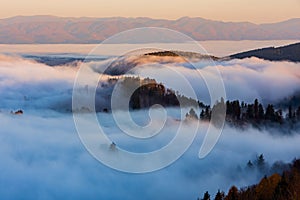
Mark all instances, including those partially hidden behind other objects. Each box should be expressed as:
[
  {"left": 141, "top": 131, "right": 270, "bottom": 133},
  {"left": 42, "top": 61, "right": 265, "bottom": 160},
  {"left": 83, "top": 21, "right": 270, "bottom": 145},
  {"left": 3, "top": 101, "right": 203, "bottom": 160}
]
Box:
[{"left": 230, "top": 42, "right": 300, "bottom": 62}]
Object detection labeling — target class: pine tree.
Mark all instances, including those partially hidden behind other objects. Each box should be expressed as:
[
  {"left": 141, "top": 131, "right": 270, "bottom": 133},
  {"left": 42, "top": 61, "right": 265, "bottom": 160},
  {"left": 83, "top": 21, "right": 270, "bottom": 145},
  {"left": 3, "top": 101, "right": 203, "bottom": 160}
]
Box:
[
  {"left": 205, "top": 106, "right": 211, "bottom": 120},
  {"left": 200, "top": 109, "right": 205, "bottom": 120},
  {"left": 258, "top": 104, "right": 264, "bottom": 120},
  {"left": 225, "top": 186, "right": 239, "bottom": 200},
  {"left": 256, "top": 154, "right": 266, "bottom": 173},
  {"left": 246, "top": 160, "right": 254, "bottom": 170},
  {"left": 246, "top": 104, "right": 254, "bottom": 119},
  {"left": 214, "top": 190, "right": 225, "bottom": 200},
  {"left": 254, "top": 99, "right": 259, "bottom": 119},
  {"left": 265, "top": 104, "right": 275, "bottom": 121},
  {"left": 187, "top": 108, "right": 198, "bottom": 119},
  {"left": 233, "top": 100, "right": 241, "bottom": 120},
  {"left": 202, "top": 191, "right": 211, "bottom": 200}
]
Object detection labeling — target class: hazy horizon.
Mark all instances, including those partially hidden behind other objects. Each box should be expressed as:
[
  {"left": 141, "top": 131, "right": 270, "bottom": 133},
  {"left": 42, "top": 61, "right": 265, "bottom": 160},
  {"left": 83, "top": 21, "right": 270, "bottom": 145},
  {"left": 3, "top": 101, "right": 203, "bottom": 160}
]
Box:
[
  {"left": 1, "top": 14, "right": 300, "bottom": 24},
  {"left": 1, "top": 40, "right": 299, "bottom": 57},
  {"left": 1, "top": 0, "right": 300, "bottom": 24}
]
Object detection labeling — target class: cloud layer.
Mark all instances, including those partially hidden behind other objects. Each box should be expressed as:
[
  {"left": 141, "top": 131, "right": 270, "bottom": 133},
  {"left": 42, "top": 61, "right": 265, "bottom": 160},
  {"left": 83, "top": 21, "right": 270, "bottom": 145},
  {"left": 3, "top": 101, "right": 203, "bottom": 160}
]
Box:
[
  {"left": 1, "top": 54, "right": 300, "bottom": 111},
  {"left": 132, "top": 57, "right": 300, "bottom": 104},
  {"left": 0, "top": 111, "right": 300, "bottom": 200},
  {"left": 0, "top": 54, "right": 300, "bottom": 199}
]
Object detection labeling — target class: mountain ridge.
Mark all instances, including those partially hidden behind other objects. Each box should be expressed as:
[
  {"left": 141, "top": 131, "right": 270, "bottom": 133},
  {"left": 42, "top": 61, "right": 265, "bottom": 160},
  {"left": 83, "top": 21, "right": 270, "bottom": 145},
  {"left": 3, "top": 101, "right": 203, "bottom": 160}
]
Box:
[
  {"left": 0, "top": 16, "right": 299, "bottom": 44},
  {"left": 230, "top": 42, "right": 300, "bottom": 62}
]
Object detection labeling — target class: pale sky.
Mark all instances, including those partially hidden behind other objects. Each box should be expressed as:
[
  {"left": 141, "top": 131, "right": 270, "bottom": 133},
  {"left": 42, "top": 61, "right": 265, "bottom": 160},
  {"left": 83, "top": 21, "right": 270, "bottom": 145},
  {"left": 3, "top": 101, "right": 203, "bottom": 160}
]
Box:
[{"left": 1, "top": 0, "right": 300, "bottom": 23}]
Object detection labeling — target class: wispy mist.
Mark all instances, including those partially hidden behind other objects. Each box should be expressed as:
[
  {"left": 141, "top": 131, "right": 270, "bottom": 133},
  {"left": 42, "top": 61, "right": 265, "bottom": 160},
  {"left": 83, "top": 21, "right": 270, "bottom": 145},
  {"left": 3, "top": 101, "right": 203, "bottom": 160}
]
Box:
[
  {"left": 0, "top": 54, "right": 300, "bottom": 199},
  {"left": 0, "top": 111, "right": 299, "bottom": 199}
]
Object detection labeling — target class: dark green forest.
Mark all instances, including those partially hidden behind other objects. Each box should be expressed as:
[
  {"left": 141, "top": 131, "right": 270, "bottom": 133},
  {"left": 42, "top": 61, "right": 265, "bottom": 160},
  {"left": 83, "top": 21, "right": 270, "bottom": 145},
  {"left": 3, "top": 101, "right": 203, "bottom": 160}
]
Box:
[
  {"left": 230, "top": 42, "right": 300, "bottom": 62},
  {"left": 197, "top": 98, "right": 300, "bottom": 129},
  {"left": 114, "top": 76, "right": 300, "bottom": 129}
]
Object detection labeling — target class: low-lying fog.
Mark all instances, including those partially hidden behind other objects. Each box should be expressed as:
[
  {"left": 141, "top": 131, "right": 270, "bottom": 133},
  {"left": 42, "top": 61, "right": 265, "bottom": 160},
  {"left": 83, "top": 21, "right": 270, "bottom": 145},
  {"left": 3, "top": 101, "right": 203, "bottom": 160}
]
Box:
[
  {"left": 2, "top": 53, "right": 300, "bottom": 111},
  {"left": 1, "top": 110, "right": 300, "bottom": 200},
  {"left": 0, "top": 53, "right": 300, "bottom": 199}
]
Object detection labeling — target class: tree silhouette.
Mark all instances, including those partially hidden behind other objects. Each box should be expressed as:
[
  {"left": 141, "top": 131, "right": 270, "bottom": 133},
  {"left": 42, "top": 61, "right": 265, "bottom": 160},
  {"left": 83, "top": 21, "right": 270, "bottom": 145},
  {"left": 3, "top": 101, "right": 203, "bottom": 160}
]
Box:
[
  {"left": 214, "top": 190, "right": 225, "bottom": 200},
  {"left": 265, "top": 104, "right": 275, "bottom": 121},
  {"left": 254, "top": 99, "right": 259, "bottom": 119},
  {"left": 256, "top": 154, "right": 267, "bottom": 173},
  {"left": 202, "top": 191, "right": 211, "bottom": 200},
  {"left": 246, "top": 160, "right": 254, "bottom": 170},
  {"left": 225, "top": 186, "right": 239, "bottom": 200},
  {"left": 258, "top": 104, "right": 265, "bottom": 120}
]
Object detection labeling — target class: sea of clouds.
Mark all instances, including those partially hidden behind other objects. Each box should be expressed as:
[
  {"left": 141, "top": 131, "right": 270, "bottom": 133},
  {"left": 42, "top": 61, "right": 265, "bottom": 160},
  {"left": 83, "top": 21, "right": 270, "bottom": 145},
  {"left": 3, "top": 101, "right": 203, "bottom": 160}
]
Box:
[
  {"left": 1, "top": 54, "right": 300, "bottom": 111},
  {"left": 0, "top": 54, "right": 300, "bottom": 199},
  {"left": 1, "top": 111, "right": 300, "bottom": 200},
  {"left": 131, "top": 56, "right": 300, "bottom": 105}
]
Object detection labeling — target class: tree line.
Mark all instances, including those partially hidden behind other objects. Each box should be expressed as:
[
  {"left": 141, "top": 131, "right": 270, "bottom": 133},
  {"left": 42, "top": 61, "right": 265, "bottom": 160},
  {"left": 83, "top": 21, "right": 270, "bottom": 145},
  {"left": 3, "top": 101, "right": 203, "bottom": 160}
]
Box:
[
  {"left": 197, "top": 158, "right": 300, "bottom": 200},
  {"left": 110, "top": 76, "right": 300, "bottom": 129},
  {"left": 185, "top": 98, "right": 300, "bottom": 129}
]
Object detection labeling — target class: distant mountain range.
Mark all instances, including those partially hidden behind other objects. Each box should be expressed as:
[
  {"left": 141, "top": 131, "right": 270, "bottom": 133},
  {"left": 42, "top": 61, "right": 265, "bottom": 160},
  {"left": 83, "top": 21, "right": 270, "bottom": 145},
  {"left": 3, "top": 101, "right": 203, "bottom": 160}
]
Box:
[
  {"left": 0, "top": 15, "right": 300, "bottom": 44},
  {"left": 230, "top": 42, "right": 300, "bottom": 62}
]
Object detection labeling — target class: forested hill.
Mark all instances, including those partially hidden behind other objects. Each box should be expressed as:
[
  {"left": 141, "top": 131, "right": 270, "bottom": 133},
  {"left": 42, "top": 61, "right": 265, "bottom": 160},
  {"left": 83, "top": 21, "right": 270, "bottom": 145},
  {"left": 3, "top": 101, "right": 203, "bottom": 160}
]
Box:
[
  {"left": 197, "top": 158, "right": 300, "bottom": 200},
  {"left": 230, "top": 42, "right": 300, "bottom": 62}
]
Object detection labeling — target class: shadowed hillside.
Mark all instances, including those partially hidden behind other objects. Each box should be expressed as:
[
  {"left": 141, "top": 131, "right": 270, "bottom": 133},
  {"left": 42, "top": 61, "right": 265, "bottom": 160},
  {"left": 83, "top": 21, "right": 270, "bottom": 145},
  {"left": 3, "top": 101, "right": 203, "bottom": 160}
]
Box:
[{"left": 230, "top": 42, "right": 300, "bottom": 62}]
